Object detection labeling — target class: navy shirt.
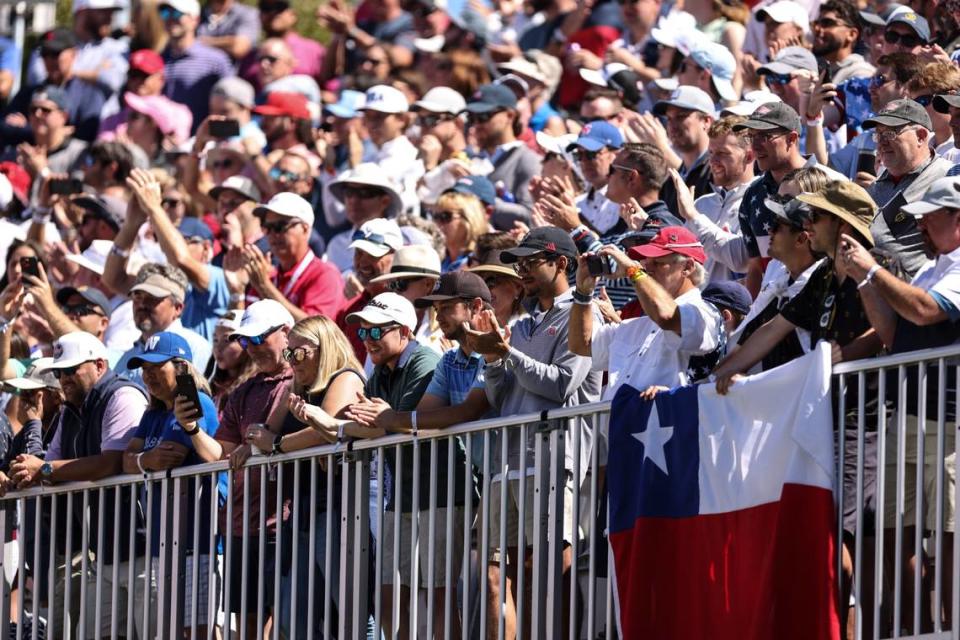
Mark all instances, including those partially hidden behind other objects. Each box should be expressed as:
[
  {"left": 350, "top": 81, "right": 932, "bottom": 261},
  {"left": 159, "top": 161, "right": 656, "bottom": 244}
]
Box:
[{"left": 162, "top": 42, "right": 235, "bottom": 133}]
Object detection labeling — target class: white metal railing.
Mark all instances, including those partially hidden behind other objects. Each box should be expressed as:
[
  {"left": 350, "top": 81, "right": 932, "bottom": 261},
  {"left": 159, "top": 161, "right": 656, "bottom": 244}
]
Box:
[{"left": 0, "top": 343, "right": 959, "bottom": 639}]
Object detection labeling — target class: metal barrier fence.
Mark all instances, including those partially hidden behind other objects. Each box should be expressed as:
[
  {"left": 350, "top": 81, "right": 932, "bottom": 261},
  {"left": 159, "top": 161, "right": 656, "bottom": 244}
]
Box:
[{"left": 0, "top": 343, "right": 958, "bottom": 639}]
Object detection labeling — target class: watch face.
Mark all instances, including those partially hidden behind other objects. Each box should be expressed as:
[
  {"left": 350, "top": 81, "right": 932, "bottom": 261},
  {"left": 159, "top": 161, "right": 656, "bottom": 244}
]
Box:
[{"left": 40, "top": 462, "right": 53, "bottom": 476}]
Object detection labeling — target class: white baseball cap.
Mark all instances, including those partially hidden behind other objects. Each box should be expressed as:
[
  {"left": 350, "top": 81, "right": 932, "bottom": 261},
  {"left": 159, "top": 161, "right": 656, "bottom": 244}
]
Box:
[
  {"left": 413, "top": 87, "right": 467, "bottom": 115},
  {"left": 4, "top": 358, "right": 60, "bottom": 391},
  {"left": 159, "top": 0, "right": 200, "bottom": 16},
  {"left": 230, "top": 299, "right": 296, "bottom": 338},
  {"left": 349, "top": 218, "right": 405, "bottom": 258},
  {"left": 756, "top": 0, "right": 810, "bottom": 32},
  {"left": 361, "top": 85, "right": 409, "bottom": 114},
  {"left": 369, "top": 245, "right": 442, "bottom": 283},
  {"left": 345, "top": 292, "right": 418, "bottom": 331},
  {"left": 254, "top": 192, "right": 315, "bottom": 227},
  {"left": 901, "top": 176, "right": 960, "bottom": 217},
  {"left": 579, "top": 63, "right": 629, "bottom": 88},
  {"left": 653, "top": 85, "right": 716, "bottom": 118},
  {"left": 73, "top": 0, "right": 125, "bottom": 12},
  {"left": 43, "top": 332, "right": 109, "bottom": 370}
]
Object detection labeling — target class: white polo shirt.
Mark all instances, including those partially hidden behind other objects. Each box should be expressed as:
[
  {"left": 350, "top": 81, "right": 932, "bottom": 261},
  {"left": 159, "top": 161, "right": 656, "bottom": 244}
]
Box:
[
  {"left": 590, "top": 287, "right": 723, "bottom": 401},
  {"left": 912, "top": 245, "right": 960, "bottom": 319}
]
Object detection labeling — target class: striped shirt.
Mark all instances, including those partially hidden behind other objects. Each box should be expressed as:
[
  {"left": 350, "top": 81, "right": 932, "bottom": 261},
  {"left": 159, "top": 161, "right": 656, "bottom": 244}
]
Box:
[{"left": 162, "top": 42, "right": 235, "bottom": 131}]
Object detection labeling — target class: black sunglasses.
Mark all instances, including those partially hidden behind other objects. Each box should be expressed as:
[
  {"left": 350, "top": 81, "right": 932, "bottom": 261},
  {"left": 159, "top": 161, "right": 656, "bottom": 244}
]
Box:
[
  {"left": 262, "top": 219, "right": 300, "bottom": 234},
  {"left": 431, "top": 209, "right": 462, "bottom": 224},
  {"left": 343, "top": 186, "right": 385, "bottom": 200},
  {"left": 52, "top": 364, "right": 83, "bottom": 378},
  {"left": 884, "top": 30, "right": 923, "bottom": 48},
  {"left": 62, "top": 304, "right": 104, "bottom": 318},
  {"left": 417, "top": 113, "right": 455, "bottom": 128},
  {"left": 468, "top": 110, "right": 503, "bottom": 124},
  {"left": 914, "top": 94, "right": 934, "bottom": 107}
]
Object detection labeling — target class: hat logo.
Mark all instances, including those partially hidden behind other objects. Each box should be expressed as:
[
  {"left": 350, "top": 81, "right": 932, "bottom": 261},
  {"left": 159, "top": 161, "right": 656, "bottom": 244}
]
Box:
[
  {"left": 369, "top": 299, "right": 389, "bottom": 310},
  {"left": 145, "top": 335, "right": 161, "bottom": 351},
  {"left": 53, "top": 342, "right": 64, "bottom": 358},
  {"left": 432, "top": 280, "right": 442, "bottom": 293},
  {"left": 668, "top": 232, "right": 679, "bottom": 242},
  {"left": 546, "top": 242, "right": 557, "bottom": 251},
  {"left": 582, "top": 124, "right": 592, "bottom": 135},
  {"left": 904, "top": 12, "right": 916, "bottom": 20}
]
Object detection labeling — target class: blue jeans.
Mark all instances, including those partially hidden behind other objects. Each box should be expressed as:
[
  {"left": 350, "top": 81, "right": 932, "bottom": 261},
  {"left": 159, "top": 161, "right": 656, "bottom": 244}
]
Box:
[{"left": 278, "top": 510, "right": 341, "bottom": 638}]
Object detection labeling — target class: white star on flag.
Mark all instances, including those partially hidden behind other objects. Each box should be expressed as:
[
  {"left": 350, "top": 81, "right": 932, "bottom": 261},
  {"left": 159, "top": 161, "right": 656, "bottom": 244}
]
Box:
[{"left": 632, "top": 402, "right": 674, "bottom": 474}]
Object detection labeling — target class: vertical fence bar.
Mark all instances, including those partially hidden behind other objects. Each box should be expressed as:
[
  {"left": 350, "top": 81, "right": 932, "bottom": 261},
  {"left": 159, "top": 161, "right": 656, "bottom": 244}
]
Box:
[
  {"left": 410, "top": 438, "right": 421, "bottom": 639},
  {"left": 290, "top": 460, "right": 301, "bottom": 640},
  {"left": 461, "top": 435, "right": 472, "bottom": 638},
  {"left": 172, "top": 476, "right": 184, "bottom": 640},
  {"left": 873, "top": 368, "right": 887, "bottom": 640},
  {"left": 48, "top": 493, "right": 58, "bottom": 640},
  {"left": 374, "top": 446, "right": 385, "bottom": 638},
  {"left": 307, "top": 459, "right": 317, "bottom": 640},
  {"left": 854, "top": 372, "right": 866, "bottom": 639},
  {"left": 0, "top": 508, "right": 8, "bottom": 640},
  {"left": 913, "top": 362, "right": 927, "bottom": 635},
  {"left": 78, "top": 489, "right": 90, "bottom": 638},
  {"left": 586, "top": 411, "right": 601, "bottom": 640},
  {"left": 240, "top": 466, "right": 251, "bottom": 640},
  {"left": 425, "top": 437, "right": 438, "bottom": 640},
  {"left": 256, "top": 466, "right": 266, "bottom": 639},
  {"left": 497, "top": 426, "right": 509, "bottom": 640},
  {"left": 223, "top": 468, "right": 235, "bottom": 640},
  {"left": 272, "top": 462, "right": 283, "bottom": 640},
  {"left": 478, "top": 430, "right": 491, "bottom": 640},
  {"left": 934, "top": 358, "right": 946, "bottom": 633},
  {"left": 443, "top": 435, "right": 455, "bottom": 640},
  {"left": 516, "top": 423, "right": 528, "bottom": 640}
]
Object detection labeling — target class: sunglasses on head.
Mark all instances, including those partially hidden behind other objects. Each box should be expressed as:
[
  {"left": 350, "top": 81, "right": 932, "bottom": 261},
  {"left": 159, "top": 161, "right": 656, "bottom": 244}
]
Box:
[
  {"left": 158, "top": 5, "right": 184, "bottom": 20},
  {"left": 468, "top": 110, "right": 502, "bottom": 124},
  {"left": 262, "top": 218, "right": 300, "bottom": 234},
  {"left": 357, "top": 325, "right": 400, "bottom": 341},
  {"left": 884, "top": 30, "right": 924, "bottom": 48},
  {"left": 282, "top": 345, "right": 315, "bottom": 362},
  {"left": 343, "top": 186, "right": 385, "bottom": 200},
  {"left": 236, "top": 325, "right": 282, "bottom": 349}
]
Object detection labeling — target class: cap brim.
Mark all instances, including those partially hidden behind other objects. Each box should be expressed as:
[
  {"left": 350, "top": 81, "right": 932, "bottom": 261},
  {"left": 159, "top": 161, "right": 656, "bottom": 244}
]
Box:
[
  {"left": 209, "top": 185, "right": 253, "bottom": 201},
  {"left": 41, "top": 356, "right": 95, "bottom": 370},
  {"left": 4, "top": 377, "right": 46, "bottom": 390},
  {"left": 126, "top": 352, "right": 177, "bottom": 369},
  {"left": 859, "top": 10, "right": 885, "bottom": 26},
  {"left": 758, "top": 62, "right": 796, "bottom": 76},
  {"left": 130, "top": 283, "right": 174, "bottom": 299},
  {"left": 349, "top": 239, "right": 392, "bottom": 258},
  {"left": 251, "top": 105, "right": 289, "bottom": 116},
  {"left": 64, "top": 253, "right": 106, "bottom": 275},
  {"left": 369, "top": 270, "right": 440, "bottom": 284},
  {"left": 344, "top": 308, "right": 398, "bottom": 325},
  {"left": 712, "top": 77, "right": 737, "bottom": 102},
  {"left": 861, "top": 115, "right": 912, "bottom": 129},
  {"left": 229, "top": 321, "right": 276, "bottom": 338},
  {"left": 464, "top": 102, "right": 499, "bottom": 114},
  {"left": 902, "top": 200, "right": 945, "bottom": 216},
  {"left": 325, "top": 104, "right": 358, "bottom": 119},
  {"left": 732, "top": 119, "right": 781, "bottom": 131},
  {"left": 579, "top": 68, "right": 608, "bottom": 87},
  {"left": 413, "top": 293, "right": 458, "bottom": 308},
  {"left": 499, "top": 246, "right": 543, "bottom": 263},
  {"left": 567, "top": 138, "right": 606, "bottom": 152},
  {"left": 412, "top": 100, "right": 459, "bottom": 114},
  {"left": 467, "top": 264, "right": 520, "bottom": 278},
  {"left": 628, "top": 244, "right": 674, "bottom": 259},
  {"left": 795, "top": 194, "right": 875, "bottom": 245},
  {"left": 934, "top": 95, "right": 960, "bottom": 114}
]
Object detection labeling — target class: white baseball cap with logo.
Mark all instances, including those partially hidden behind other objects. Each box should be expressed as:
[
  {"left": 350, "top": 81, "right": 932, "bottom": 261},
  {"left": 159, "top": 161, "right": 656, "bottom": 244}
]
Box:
[
  {"left": 230, "top": 299, "right": 296, "bottom": 338},
  {"left": 42, "top": 332, "right": 109, "bottom": 370},
  {"left": 349, "top": 218, "right": 405, "bottom": 258},
  {"left": 345, "top": 292, "right": 417, "bottom": 331},
  {"left": 5, "top": 358, "right": 60, "bottom": 391},
  {"left": 254, "top": 192, "right": 315, "bottom": 227},
  {"left": 361, "top": 85, "right": 409, "bottom": 114},
  {"left": 757, "top": 0, "right": 810, "bottom": 32}
]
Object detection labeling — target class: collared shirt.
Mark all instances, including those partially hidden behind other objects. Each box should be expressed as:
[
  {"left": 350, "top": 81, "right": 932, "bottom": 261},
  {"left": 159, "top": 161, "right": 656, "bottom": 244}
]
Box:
[
  {"left": 425, "top": 348, "right": 486, "bottom": 406},
  {"left": 489, "top": 140, "right": 524, "bottom": 167},
  {"left": 162, "top": 42, "right": 235, "bottom": 131},
  {"left": 690, "top": 179, "right": 754, "bottom": 282},
  {"left": 737, "top": 170, "right": 780, "bottom": 259},
  {"left": 362, "top": 134, "right": 424, "bottom": 214},
  {"left": 576, "top": 185, "right": 621, "bottom": 235},
  {"left": 780, "top": 259, "right": 871, "bottom": 348},
  {"left": 912, "top": 245, "right": 960, "bottom": 320},
  {"left": 869, "top": 154, "right": 952, "bottom": 278},
  {"left": 935, "top": 137, "right": 960, "bottom": 165},
  {"left": 590, "top": 287, "right": 723, "bottom": 401},
  {"left": 273, "top": 250, "right": 345, "bottom": 317},
  {"left": 214, "top": 366, "right": 294, "bottom": 536},
  {"left": 46, "top": 386, "right": 147, "bottom": 460},
  {"left": 114, "top": 319, "right": 213, "bottom": 386}
]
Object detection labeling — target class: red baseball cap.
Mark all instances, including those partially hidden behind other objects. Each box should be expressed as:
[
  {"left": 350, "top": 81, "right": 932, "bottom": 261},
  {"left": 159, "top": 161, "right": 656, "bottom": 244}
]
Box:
[
  {"left": 628, "top": 226, "right": 706, "bottom": 264},
  {"left": 252, "top": 92, "right": 311, "bottom": 120},
  {"left": 0, "top": 162, "right": 31, "bottom": 205},
  {"left": 129, "top": 49, "right": 165, "bottom": 75}
]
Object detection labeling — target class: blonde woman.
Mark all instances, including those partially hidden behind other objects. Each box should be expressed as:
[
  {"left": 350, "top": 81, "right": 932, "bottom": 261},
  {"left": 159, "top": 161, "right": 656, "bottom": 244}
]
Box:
[
  {"left": 243, "top": 315, "right": 366, "bottom": 637},
  {"left": 432, "top": 190, "right": 490, "bottom": 272}
]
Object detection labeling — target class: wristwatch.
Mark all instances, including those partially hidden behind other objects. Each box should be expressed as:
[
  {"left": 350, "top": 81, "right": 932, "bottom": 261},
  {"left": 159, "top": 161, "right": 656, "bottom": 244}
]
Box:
[
  {"left": 40, "top": 462, "right": 53, "bottom": 482},
  {"left": 271, "top": 434, "right": 283, "bottom": 455}
]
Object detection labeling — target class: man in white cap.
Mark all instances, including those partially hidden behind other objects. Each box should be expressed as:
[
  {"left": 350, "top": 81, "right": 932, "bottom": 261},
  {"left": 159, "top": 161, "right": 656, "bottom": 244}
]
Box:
[
  {"left": 9, "top": 331, "right": 149, "bottom": 637},
  {"left": 233, "top": 192, "right": 345, "bottom": 320},
  {"left": 159, "top": 0, "right": 235, "bottom": 127},
  {"left": 324, "top": 163, "right": 405, "bottom": 272},
  {"left": 653, "top": 86, "right": 716, "bottom": 214},
  {"left": 344, "top": 291, "right": 442, "bottom": 638},
  {"left": 359, "top": 84, "right": 424, "bottom": 213},
  {"left": 412, "top": 87, "right": 475, "bottom": 202},
  {"left": 369, "top": 244, "right": 444, "bottom": 356},
  {"left": 180, "top": 298, "right": 294, "bottom": 638},
  {"left": 336, "top": 218, "right": 405, "bottom": 361}
]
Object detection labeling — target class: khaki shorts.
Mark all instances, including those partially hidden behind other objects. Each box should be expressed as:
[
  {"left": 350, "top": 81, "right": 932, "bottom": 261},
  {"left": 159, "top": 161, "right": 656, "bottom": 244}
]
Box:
[
  {"left": 487, "top": 474, "right": 577, "bottom": 561},
  {"left": 883, "top": 413, "right": 957, "bottom": 533},
  {"left": 380, "top": 507, "right": 465, "bottom": 588}
]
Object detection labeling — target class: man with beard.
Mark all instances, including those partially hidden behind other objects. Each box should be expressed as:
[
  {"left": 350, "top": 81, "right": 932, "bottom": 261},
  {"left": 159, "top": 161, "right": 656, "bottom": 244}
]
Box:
[
  {"left": 653, "top": 86, "right": 715, "bottom": 216},
  {"left": 336, "top": 218, "right": 404, "bottom": 361},
  {"left": 812, "top": 0, "right": 875, "bottom": 84},
  {"left": 113, "top": 264, "right": 212, "bottom": 385},
  {"left": 9, "top": 331, "right": 149, "bottom": 637}
]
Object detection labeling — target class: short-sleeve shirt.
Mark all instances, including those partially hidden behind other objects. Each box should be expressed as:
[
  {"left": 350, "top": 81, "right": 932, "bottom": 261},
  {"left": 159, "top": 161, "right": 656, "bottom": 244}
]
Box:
[
  {"left": 198, "top": 3, "right": 260, "bottom": 47},
  {"left": 181, "top": 265, "right": 231, "bottom": 341},
  {"left": 162, "top": 42, "right": 235, "bottom": 131},
  {"left": 424, "top": 348, "right": 485, "bottom": 407},
  {"left": 45, "top": 386, "right": 148, "bottom": 460},
  {"left": 590, "top": 288, "right": 723, "bottom": 400},
  {"left": 780, "top": 260, "right": 871, "bottom": 348},
  {"left": 275, "top": 250, "right": 345, "bottom": 318},
  {"left": 737, "top": 170, "right": 779, "bottom": 259},
  {"left": 911, "top": 246, "right": 960, "bottom": 319},
  {"left": 134, "top": 392, "right": 223, "bottom": 555}
]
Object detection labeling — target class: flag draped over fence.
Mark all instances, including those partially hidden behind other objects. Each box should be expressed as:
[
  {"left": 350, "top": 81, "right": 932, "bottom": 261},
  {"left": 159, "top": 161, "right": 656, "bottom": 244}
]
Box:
[{"left": 608, "top": 343, "right": 840, "bottom": 640}]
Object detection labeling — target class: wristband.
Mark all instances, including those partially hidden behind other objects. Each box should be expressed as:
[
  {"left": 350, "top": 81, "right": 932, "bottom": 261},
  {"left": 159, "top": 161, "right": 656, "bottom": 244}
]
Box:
[
  {"left": 626, "top": 265, "right": 647, "bottom": 282},
  {"left": 337, "top": 423, "right": 345, "bottom": 441},
  {"left": 805, "top": 114, "right": 824, "bottom": 127},
  {"left": 229, "top": 292, "right": 244, "bottom": 304},
  {"left": 572, "top": 289, "right": 593, "bottom": 305},
  {"left": 410, "top": 410, "right": 418, "bottom": 435},
  {"left": 858, "top": 264, "right": 880, "bottom": 289},
  {"left": 182, "top": 422, "right": 200, "bottom": 436},
  {"left": 110, "top": 245, "right": 131, "bottom": 259},
  {"left": 136, "top": 452, "right": 147, "bottom": 474},
  {"left": 31, "top": 206, "right": 51, "bottom": 224}
]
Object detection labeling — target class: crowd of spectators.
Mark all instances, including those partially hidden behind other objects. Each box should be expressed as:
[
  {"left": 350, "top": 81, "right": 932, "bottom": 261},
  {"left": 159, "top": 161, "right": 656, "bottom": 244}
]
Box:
[{"left": 2, "top": 0, "right": 960, "bottom": 636}]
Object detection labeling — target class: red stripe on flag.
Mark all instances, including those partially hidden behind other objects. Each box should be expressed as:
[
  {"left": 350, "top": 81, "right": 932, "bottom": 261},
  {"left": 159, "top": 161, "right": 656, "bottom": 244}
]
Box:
[{"left": 610, "top": 483, "right": 839, "bottom": 640}]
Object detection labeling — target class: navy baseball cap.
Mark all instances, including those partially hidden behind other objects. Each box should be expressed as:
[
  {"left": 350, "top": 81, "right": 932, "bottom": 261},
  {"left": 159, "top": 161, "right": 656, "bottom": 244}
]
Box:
[
  {"left": 445, "top": 175, "right": 496, "bottom": 206},
  {"left": 126, "top": 331, "right": 193, "bottom": 369},
  {"left": 701, "top": 281, "right": 752, "bottom": 315},
  {"left": 464, "top": 83, "right": 518, "bottom": 113},
  {"left": 31, "top": 86, "right": 70, "bottom": 113},
  {"left": 567, "top": 121, "right": 624, "bottom": 152},
  {"left": 886, "top": 11, "right": 931, "bottom": 43},
  {"left": 178, "top": 217, "right": 214, "bottom": 243},
  {"left": 501, "top": 226, "right": 578, "bottom": 261}
]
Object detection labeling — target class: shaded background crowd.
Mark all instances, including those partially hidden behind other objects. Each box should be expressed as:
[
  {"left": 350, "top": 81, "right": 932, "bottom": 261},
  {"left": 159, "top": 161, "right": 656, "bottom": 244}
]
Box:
[{"left": 1, "top": 0, "right": 960, "bottom": 637}]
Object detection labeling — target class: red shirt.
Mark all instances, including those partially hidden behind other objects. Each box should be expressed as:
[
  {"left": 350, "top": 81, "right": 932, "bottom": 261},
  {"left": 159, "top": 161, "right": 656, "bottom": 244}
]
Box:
[
  {"left": 336, "top": 290, "right": 371, "bottom": 362},
  {"left": 274, "top": 250, "right": 345, "bottom": 318}
]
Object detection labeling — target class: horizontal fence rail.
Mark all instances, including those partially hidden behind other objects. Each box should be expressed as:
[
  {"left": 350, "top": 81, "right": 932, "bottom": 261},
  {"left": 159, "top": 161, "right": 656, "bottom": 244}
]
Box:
[{"left": 0, "top": 344, "right": 959, "bottom": 639}]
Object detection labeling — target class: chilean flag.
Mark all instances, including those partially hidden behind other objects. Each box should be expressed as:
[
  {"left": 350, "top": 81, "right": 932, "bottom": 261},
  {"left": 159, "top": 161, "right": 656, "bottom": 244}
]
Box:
[{"left": 608, "top": 343, "right": 840, "bottom": 640}]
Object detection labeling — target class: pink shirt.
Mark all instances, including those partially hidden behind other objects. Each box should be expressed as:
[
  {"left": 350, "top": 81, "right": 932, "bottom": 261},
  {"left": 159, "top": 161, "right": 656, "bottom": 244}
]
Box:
[
  {"left": 239, "top": 32, "right": 325, "bottom": 91},
  {"left": 47, "top": 387, "right": 148, "bottom": 459}
]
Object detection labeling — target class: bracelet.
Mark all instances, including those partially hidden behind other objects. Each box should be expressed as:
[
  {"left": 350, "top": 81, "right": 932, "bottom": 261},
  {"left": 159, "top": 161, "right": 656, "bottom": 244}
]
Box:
[
  {"left": 136, "top": 452, "right": 147, "bottom": 474},
  {"left": 229, "top": 292, "right": 243, "bottom": 304},
  {"left": 626, "top": 265, "right": 647, "bottom": 282},
  {"left": 410, "top": 410, "right": 418, "bottom": 436},
  {"left": 182, "top": 422, "right": 200, "bottom": 436},
  {"left": 857, "top": 264, "right": 880, "bottom": 290},
  {"left": 337, "top": 423, "right": 345, "bottom": 441},
  {"left": 805, "top": 114, "right": 824, "bottom": 127},
  {"left": 110, "top": 245, "right": 131, "bottom": 259},
  {"left": 572, "top": 289, "right": 593, "bottom": 305}
]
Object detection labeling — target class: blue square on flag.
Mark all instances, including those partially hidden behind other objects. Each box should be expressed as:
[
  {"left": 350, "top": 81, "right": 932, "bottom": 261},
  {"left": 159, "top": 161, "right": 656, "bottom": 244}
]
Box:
[{"left": 609, "top": 385, "right": 700, "bottom": 528}]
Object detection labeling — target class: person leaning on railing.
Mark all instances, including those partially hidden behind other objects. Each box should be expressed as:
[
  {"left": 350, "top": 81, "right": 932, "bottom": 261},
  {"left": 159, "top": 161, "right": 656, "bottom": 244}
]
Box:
[
  {"left": 243, "top": 315, "right": 366, "bottom": 638},
  {"left": 119, "top": 331, "right": 222, "bottom": 637},
  {"left": 841, "top": 175, "right": 960, "bottom": 630}
]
